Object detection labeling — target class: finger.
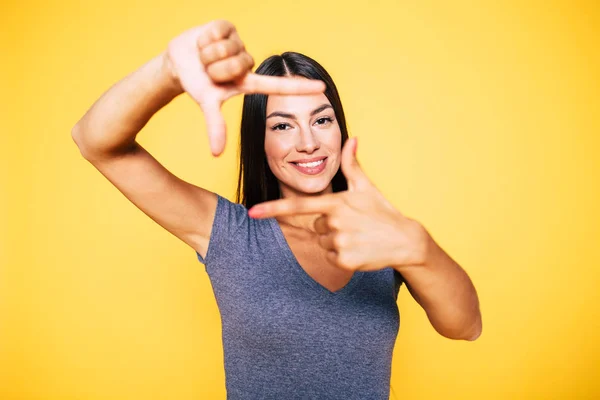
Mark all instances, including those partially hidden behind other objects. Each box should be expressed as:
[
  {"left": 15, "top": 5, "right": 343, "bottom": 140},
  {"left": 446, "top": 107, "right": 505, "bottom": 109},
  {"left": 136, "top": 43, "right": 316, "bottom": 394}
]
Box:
[
  {"left": 341, "top": 137, "right": 371, "bottom": 191},
  {"left": 325, "top": 250, "right": 338, "bottom": 265},
  {"left": 199, "top": 100, "right": 227, "bottom": 156},
  {"left": 313, "top": 215, "right": 330, "bottom": 234},
  {"left": 199, "top": 37, "right": 244, "bottom": 66},
  {"left": 167, "top": 34, "right": 208, "bottom": 106},
  {"left": 197, "top": 20, "right": 236, "bottom": 48},
  {"left": 318, "top": 232, "right": 336, "bottom": 251},
  {"left": 206, "top": 52, "right": 254, "bottom": 83},
  {"left": 238, "top": 73, "right": 326, "bottom": 95},
  {"left": 229, "top": 30, "right": 245, "bottom": 53},
  {"left": 248, "top": 194, "right": 339, "bottom": 219}
]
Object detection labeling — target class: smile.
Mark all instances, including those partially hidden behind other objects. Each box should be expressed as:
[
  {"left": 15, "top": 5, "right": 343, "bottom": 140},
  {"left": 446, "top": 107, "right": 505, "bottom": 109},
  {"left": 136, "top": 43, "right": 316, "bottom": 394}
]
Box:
[
  {"left": 296, "top": 159, "right": 324, "bottom": 168},
  {"left": 290, "top": 157, "right": 328, "bottom": 175}
]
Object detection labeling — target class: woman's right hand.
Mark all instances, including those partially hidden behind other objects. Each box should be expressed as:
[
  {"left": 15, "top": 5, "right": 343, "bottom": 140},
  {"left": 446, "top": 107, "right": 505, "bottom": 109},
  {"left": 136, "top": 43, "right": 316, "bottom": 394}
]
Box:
[{"left": 163, "top": 20, "right": 326, "bottom": 156}]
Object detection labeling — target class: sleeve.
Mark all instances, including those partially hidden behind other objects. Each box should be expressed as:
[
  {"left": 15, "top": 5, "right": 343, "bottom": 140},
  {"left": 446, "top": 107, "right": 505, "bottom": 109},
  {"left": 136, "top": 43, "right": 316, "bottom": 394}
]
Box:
[
  {"left": 393, "top": 269, "right": 404, "bottom": 300},
  {"left": 195, "top": 194, "right": 250, "bottom": 266}
]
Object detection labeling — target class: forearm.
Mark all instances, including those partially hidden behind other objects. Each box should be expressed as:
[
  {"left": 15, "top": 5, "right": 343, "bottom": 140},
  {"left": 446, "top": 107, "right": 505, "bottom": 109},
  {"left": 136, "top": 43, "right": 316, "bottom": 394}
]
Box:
[
  {"left": 396, "top": 228, "right": 482, "bottom": 341},
  {"left": 72, "top": 51, "right": 184, "bottom": 159}
]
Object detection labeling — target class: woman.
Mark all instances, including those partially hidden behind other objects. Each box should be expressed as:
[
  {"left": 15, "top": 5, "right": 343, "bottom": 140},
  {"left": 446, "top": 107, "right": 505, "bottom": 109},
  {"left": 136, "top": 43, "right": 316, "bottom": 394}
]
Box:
[{"left": 72, "top": 20, "right": 482, "bottom": 399}]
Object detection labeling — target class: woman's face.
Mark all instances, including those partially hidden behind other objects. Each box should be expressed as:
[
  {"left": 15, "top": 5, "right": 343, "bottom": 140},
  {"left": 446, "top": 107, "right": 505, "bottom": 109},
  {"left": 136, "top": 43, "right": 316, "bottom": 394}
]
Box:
[{"left": 264, "top": 92, "right": 342, "bottom": 198}]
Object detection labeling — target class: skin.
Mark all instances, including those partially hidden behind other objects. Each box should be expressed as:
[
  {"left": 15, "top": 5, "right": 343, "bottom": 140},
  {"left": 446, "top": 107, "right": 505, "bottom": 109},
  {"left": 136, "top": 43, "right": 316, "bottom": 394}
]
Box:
[
  {"left": 263, "top": 93, "right": 359, "bottom": 291},
  {"left": 255, "top": 132, "right": 422, "bottom": 270},
  {"left": 178, "top": 20, "right": 482, "bottom": 341},
  {"left": 76, "top": 19, "right": 481, "bottom": 342},
  {"left": 252, "top": 114, "right": 483, "bottom": 341},
  {"left": 263, "top": 93, "right": 341, "bottom": 231},
  {"left": 164, "top": 19, "right": 326, "bottom": 156}
]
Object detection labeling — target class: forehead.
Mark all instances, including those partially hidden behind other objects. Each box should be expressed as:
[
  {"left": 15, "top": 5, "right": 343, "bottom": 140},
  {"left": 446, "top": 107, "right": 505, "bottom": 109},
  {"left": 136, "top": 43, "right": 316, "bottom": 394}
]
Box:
[{"left": 265, "top": 93, "right": 331, "bottom": 115}]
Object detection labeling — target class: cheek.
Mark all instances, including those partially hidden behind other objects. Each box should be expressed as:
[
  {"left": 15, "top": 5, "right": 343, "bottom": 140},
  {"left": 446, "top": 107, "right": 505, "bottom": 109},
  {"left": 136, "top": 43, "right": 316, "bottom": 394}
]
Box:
[
  {"left": 324, "top": 128, "right": 343, "bottom": 157},
  {"left": 264, "top": 134, "right": 291, "bottom": 164}
]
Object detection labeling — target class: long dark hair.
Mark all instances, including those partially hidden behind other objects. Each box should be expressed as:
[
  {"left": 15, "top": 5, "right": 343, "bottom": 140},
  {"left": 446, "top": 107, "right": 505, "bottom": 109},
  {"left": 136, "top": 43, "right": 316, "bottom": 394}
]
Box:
[{"left": 235, "top": 52, "right": 350, "bottom": 208}]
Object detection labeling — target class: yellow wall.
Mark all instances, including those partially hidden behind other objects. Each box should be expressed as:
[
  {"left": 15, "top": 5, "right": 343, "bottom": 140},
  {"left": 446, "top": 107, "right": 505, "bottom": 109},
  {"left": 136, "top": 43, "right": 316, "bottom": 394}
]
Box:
[{"left": 2, "top": 1, "right": 599, "bottom": 399}]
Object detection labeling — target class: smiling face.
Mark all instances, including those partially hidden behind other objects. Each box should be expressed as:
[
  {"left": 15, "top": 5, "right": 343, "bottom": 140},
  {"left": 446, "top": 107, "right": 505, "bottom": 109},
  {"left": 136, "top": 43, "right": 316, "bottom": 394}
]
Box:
[{"left": 264, "top": 93, "right": 342, "bottom": 199}]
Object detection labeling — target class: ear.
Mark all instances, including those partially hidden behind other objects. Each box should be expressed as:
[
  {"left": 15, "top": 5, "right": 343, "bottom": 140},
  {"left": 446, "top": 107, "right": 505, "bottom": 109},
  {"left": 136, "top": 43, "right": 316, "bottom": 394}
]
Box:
[{"left": 340, "top": 137, "right": 371, "bottom": 192}]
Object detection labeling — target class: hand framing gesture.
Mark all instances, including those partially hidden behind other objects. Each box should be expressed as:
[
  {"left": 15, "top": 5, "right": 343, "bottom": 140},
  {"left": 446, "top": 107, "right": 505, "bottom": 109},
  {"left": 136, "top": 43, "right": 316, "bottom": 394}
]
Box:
[
  {"left": 248, "top": 138, "right": 429, "bottom": 272},
  {"left": 164, "top": 20, "right": 326, "bottom": 156}
]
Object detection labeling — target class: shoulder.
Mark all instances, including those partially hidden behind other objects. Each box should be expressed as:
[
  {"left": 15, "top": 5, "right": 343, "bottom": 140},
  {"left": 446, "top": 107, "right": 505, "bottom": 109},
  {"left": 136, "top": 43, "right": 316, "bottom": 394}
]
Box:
[
  {"left": 208, "top": 194, "right": 254, "bottom": 243},
  {"left": 197, "top": 194, "right": 277, "bottom": 263}
]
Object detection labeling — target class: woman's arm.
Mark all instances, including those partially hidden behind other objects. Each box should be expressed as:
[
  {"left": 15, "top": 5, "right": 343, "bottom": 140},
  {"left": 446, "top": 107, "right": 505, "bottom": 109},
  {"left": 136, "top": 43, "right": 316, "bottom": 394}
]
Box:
[
  {"left": 247, "top": 137, "right": 482, "bottom": 341},
  {"left": 72, "top": 51, "right": 182, "bottom": 158},
  {"left": 394, "top": 230, "right": 482, "bottom": 341},
  {"left": 70, "top": 42, "right": 217, "bottom": 257},
  {"left": 71, "top": 21, "right": 325, "bottom": 257},
  {"left": 72, "top": 20, "right": 325, "bottom": 158}
]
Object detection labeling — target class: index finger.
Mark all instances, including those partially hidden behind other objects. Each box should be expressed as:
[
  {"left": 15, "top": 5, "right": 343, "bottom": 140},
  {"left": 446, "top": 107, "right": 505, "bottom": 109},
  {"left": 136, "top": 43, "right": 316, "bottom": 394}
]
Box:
[
  {"left": 197, "top": 20, "right": 236, "bottom": 48},
  {"left": 239, "top": 73, "right": 326, "bottom": 95},
  {"left": 248, "top": 194, "right": 339, "bottom": 219}
]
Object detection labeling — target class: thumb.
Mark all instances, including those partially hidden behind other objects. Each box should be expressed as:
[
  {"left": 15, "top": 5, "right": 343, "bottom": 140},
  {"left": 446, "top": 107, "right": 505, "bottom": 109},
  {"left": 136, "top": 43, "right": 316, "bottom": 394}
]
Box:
[
  {"left": 200, "top": 100, "right": 227, "bottom": 156},
  {"left": 341, "top": 137, "right": 370, "bottom": 191}
]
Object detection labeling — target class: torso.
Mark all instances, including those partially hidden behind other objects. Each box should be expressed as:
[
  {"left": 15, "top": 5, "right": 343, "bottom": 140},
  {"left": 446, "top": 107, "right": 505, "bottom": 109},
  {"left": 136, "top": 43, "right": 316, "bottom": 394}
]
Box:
[
  {"left": 201, "top": 195, "right": 401, "bottom": 399},
  {"left": 278, "top": 222, "right": 355, "bottom": 293}
]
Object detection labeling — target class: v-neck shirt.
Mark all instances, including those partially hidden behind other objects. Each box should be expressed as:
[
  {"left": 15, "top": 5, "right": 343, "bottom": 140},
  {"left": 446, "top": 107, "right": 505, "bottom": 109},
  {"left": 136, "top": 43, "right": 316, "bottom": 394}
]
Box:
[{"left": 196, "top": 194, "right": 404, "bottom": 399}]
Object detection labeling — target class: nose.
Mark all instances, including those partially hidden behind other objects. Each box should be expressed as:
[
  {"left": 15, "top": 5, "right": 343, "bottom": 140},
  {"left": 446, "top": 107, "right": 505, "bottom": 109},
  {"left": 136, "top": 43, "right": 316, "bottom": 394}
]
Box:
[{"left": 295, "top": 126, "right": 320, "bottom": 154}]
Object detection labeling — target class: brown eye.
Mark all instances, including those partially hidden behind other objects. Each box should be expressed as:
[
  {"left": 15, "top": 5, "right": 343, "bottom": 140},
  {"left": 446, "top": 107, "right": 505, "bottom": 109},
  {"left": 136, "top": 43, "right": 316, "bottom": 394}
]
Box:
[
  {"left": 315, "top": 117, "right": 333, "bottom": 125},
  {"left": 272, "top": 123, "right": 290, "bottom": 131}
]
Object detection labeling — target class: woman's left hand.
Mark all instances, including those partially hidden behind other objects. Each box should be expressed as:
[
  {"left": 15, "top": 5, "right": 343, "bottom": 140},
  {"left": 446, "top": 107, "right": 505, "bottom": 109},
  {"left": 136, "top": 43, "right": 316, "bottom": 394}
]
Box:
[{"left": 248, "top": 137, "right": 430, "bottom": 272}]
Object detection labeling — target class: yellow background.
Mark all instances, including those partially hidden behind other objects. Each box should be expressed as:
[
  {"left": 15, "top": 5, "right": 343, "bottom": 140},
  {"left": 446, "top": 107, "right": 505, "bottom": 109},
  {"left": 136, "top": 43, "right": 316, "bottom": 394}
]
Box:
[{"left": 1, "top": 0, "right": 599, "bottom": 399}]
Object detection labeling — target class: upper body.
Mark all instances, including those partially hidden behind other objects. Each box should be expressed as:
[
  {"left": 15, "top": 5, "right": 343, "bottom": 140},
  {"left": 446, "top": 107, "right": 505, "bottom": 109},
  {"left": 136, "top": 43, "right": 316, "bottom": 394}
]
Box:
[
  {"left": 199, "top": 193, "right": 403, "bottom": 399},
  {"left": 72, "top": 18, "right": 482, "bottom": 398}
]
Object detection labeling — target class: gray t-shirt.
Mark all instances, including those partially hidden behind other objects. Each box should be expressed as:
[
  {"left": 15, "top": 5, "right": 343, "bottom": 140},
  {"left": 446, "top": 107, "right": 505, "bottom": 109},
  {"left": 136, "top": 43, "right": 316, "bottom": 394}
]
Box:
[{"left": 196, "top": 194, "right": 404, "bottom": 399}]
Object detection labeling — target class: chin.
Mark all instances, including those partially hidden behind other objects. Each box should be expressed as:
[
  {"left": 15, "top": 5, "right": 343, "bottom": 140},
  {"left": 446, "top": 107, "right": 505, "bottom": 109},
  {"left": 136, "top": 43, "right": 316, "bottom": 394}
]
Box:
[{"left": 287, "top": 178, "right": 332, "bottom": 195}]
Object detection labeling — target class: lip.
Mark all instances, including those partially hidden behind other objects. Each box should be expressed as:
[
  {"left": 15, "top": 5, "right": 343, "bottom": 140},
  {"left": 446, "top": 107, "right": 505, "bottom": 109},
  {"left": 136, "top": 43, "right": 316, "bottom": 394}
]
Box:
[{"left": 289, "top": 157, "right": 328, "bottom": 175}]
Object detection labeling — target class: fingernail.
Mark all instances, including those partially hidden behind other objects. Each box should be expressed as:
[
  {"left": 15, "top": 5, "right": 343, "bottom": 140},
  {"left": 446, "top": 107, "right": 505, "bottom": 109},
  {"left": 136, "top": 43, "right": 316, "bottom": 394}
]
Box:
[
  {"left": 248, "top": 207, "right": 262, "bottom": 218},
  {"left": 353, "top": 137, "right": 358, "bottom": 155}
]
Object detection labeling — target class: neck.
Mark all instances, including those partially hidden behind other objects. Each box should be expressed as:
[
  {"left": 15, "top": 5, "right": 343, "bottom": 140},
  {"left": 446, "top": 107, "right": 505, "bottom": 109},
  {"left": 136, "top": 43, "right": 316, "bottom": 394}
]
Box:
[{"left": 276, "top": 183, "right": 333, "bottom": 233}]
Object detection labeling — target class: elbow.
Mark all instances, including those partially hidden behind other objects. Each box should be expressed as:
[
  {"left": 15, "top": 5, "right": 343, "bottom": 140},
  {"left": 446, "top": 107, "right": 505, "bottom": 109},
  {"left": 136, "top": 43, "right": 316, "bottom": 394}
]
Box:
[
  {"left": 70, "top": 121, "right": 135, "bottom": 161},
  {"left": 71, "top": 123, "right": 80, "bottom": 143},
  {"left": 464, "top": 327, "right": 482, "bottom": 341},
  {"left": 433, "top": 313, "right": 482, "bottom": 342},
  {"left": 459, "top": 314, "right": 482, "bottom": 342},
  {"left": 71, "top": 123, "right": 86, "bottom": 155},
  {"left": 71, "top": 122, "right": 99, "bottom": 161}
]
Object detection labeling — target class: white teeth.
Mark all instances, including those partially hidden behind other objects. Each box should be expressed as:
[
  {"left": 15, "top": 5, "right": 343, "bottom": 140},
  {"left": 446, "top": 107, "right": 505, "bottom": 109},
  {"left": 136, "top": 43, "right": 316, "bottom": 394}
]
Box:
[{"left": 296, "top": 159, "right": 324, "bottom": 168}]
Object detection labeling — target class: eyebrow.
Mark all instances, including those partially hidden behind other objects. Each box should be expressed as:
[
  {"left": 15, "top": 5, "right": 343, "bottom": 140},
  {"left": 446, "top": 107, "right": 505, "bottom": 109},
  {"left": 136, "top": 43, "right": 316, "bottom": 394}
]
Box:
[{"left": 266, "top": 104, "right": 333, "bottom": 120}]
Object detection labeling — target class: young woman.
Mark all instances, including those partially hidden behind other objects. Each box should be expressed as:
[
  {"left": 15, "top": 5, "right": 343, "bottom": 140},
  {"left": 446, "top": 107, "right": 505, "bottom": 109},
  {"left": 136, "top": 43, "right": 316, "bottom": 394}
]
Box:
[{"left": 72, "top": 20, "right": 482, "bottom": 399}]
